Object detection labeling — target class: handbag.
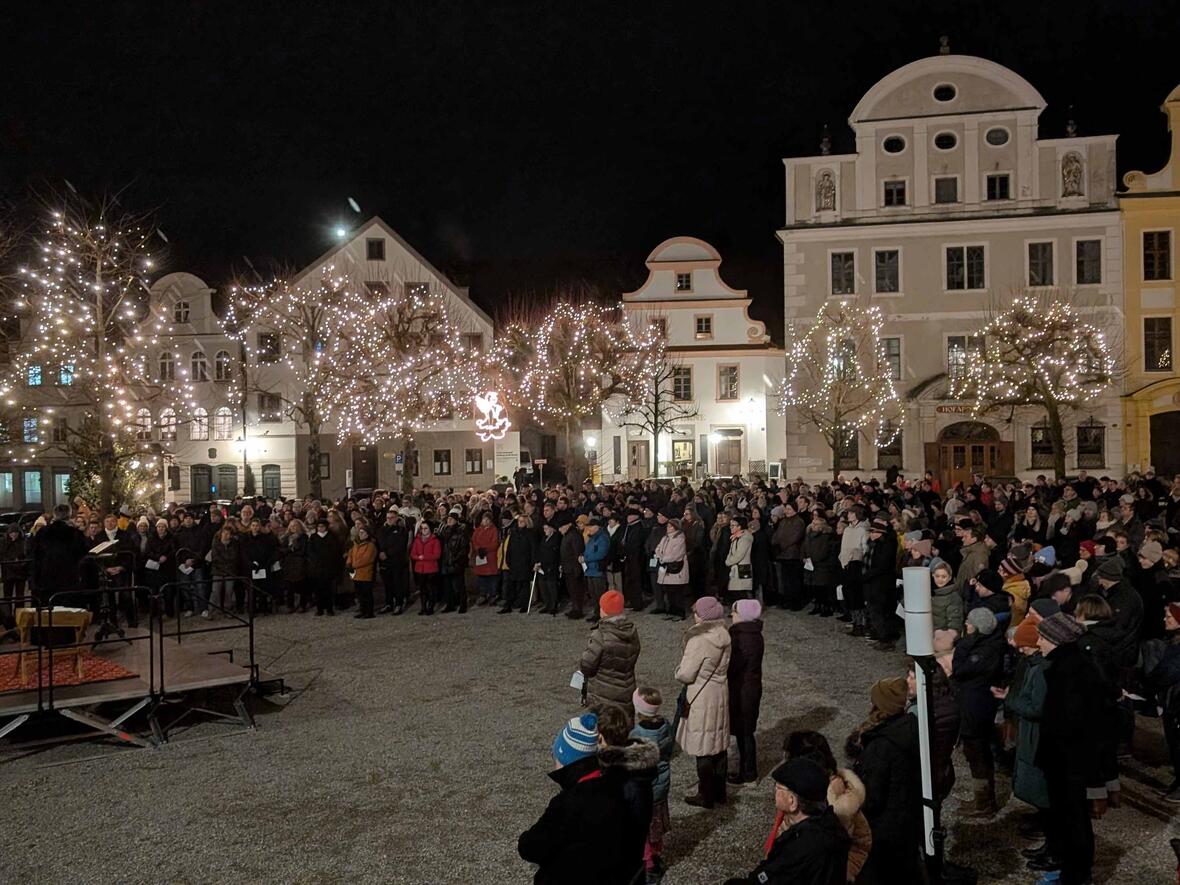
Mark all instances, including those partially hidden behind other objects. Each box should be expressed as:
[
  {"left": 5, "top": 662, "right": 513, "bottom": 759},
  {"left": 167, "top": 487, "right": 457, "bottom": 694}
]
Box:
[
  {"left": 737, "top": 562, "right": 752, "bottom": 580},
  {"left": 661, "top": 558, "right": 684, "bottom": 575}
]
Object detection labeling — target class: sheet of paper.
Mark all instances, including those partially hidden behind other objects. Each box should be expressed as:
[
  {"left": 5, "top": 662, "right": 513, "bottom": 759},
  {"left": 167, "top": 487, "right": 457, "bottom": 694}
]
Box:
[
  {"left": 835, "top": 584, "right": 844, "bottom": 601},
  {"left": 803, "top": 558, "right": 814, "bottom": 571},
  {"left": 570, "top": 670, "right": 584, "bottom": 690},
  {"left": 475, "top": 555, "right": 488, "bottom": 566},
  {"left": 581, "top": 561, "right": 589, "bottom": 573},
  {"left": 145, "top": 559, "right": 160, "bottom": 571},
  {"left": 271, "top": 561, "right": 282, "bottom": 572},
  {"left": 252, "top": 568, "right": 267, "bottom": 580},
  {"left": 178, "top": 564, "right": 193, "bottom": 575}
]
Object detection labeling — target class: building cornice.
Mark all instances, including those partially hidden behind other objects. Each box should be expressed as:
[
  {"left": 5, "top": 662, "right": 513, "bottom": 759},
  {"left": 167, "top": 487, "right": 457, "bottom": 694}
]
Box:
[{"left": 777, "top": 207, "right": 1120, "bottom": 241}]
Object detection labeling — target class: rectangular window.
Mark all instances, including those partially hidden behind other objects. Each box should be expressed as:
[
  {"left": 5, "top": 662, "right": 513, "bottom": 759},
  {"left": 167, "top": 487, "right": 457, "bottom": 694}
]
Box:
[
  {"left": 27, "top": 364, "right": 41, "bottom": 387},
  {"left": 1144, "top": 317, "right": 1173, "bottom": 372},
  {"left": 257, "top": 393, "right": 283, "bottom": 423},
  {"left": 947, "top": 335, "right": 983, "bottom": 380},
  {"left": 877, "top": 424, "right": 903, "bottom": 470},
  {"left": 54, "top": 471, "right": 70, "bottom": 505},
  {"left": 883, "top": 180, "right": 907, "bottom": 207},
  {"left": 22, "top": 417, "right": 38, "bottom": 443},
  {"left": 405, "top": 282, "right": 430, "bottom": 299},
  {"left": 835, "top": 427, "right": 859, "bottom": 470},
  {"left": 675, "top": 272, "right": 692, "bottom": 292},
  {"left": 880, "top": 337, "right": 902, "bottom": 380},
  {"left": 411, "top": 449, "right": 420, "bottom": 477},
  {"left": 985, "top": 173, "right": 1010, "bottom": 201},
  {"left": 830, "top": 251, "right": 855, "bottom": 295},
  {"left": 22, "top": 469, "right": 42, "bottom": 505},
  {"left": 835, "top": 338, "right": 857, "bottom": 381},
  {"left": 58, "top": 363, "right": 74, "bottom": 386},
  {"left": 0, "top": 471, "right": 12, "bottom": 508},
  {"left": 1076, "top": 421, "right": 1105, "bottom": 469},
  {"left": 874, "top": 249, "right": 899, "bottom": 294},
  {"left": 694, "top": 315, "right": 713, "bottom": 339},
  {"left": 1030, "top": 425, "right": 1056, "bottom": 470},
  {"left": 308, "top": 451, "right": 331, "bottom": 481},
  {"left": 256, "top": 333, "right": 281, "bottom": 363},
  {"left": 461, "top": 332, "right": 484, "bottom": 353},
  {"left": 52, "top": 415, "right": 68, "bottom": 443},
  {"left": 1075, "top": 239, "right": 1102, "bottom": 285},
  {"left": 650, "top": 317, "right": 667, "bottom": 338},
  {"left": 464, "top": 448, "right": 483, "bottom": 474},
  {"left": 672, "top": 366, "right": 693, "bottom": 401},
  {"left": 365, "top": 238, "right": 385, "bottom": 261},
  {"left": 433, "top": 449, "right": 452, "bottom": 476},
  {"left": 1028, "top": 241, "right": 1055, "bottom": 287},
  {"left": 364, "top": 281, "right": 390, "bottom": 297},
  {"left": 946, "top": 245, "right": 986, "bottom": 290},
  {"left": 934, "top": 177, "right": 959, "bottom": 204},
  {"left": 1144, "top": 231, "right": 1173, "bottom": 281},
  {"left": 613, "top": 436, "right": 622, "bottom": 473},
  {"left": 717, "top": 365, "right": 739, "bottom": 401}
]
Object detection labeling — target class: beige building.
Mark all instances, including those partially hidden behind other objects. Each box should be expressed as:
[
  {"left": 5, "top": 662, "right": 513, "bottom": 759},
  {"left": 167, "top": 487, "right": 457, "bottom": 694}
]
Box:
[{"left": 779, "top": 52, "right": 1124, "bottom": 487}]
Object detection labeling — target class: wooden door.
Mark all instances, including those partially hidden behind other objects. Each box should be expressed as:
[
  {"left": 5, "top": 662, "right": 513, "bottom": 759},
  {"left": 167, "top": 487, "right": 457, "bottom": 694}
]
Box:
[
  {"left": 627, "top": 441, "right": 650, "bottom": 480},
  {"left": 351, "top": 445, "right": 377, "bottom": 489},
  {"left": 941, "top": 441, "right": 1003, "bottom": 489},
  {"left": 716, "top": 439, "right": 742, "bottom": 477}
]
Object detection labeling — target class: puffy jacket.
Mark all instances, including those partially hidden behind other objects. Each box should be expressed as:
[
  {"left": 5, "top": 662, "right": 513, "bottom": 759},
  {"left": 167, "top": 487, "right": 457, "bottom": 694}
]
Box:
[
  {"left": 654, "top": 531, "right": 688, "bottom": 586},
  {"left": 952, "top": 629, "right": 1006, "bottom": 738},
  {"left": 771, "top": 515, "right": 805, "bottom": 561},
  {"left": 346, "top": 540, "right": 378, "bottom": 582},
  {"left": 470, "top": 524, "right": 500, "bottom": 576},
  {"left": 1005, "top": 652, "right": 1050, "bottom": 809},
  {"left": 931, "top": 582, "right": 965, "bottom": 633},
  {"left": 438, "top": 524, "right": 468, "bottom": 575},
  {"left": 802, "top": 522, "right": 839, "bottom": 587},
  {"left": 580, "top": 616, "right": 641, "bottom": 708},
  {"left": 675, "top": 619, "right": 731, "bottom": 756},
  {"left": 630, "top": 717, "right": 674, "bottom": 804},
  {"left": 410, "top": 533, "right": 442, "bottom": 574},
  {"left": 854, "top": 712, "right": 921, "bottom": 847},
  {"left": 727, "top": 619, "right": 764, "bottom": 737}
]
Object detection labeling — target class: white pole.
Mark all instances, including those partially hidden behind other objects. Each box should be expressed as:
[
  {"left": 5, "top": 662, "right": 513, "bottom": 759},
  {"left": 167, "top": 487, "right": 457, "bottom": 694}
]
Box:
[{"left": 902, "top": 566, "right": 936, "bottom": 857}]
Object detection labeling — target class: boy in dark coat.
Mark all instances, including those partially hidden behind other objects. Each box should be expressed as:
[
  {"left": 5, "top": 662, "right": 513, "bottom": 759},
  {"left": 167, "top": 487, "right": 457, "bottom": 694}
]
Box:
[
  {"left": 728, "top": 598, "right": 765, "bottom": 783},
  {"left": 952, "top": 606, "right": 1006, "bottom": 817},
  {"left": 863, "top": 518, "right": 899, "bottom": 650}
]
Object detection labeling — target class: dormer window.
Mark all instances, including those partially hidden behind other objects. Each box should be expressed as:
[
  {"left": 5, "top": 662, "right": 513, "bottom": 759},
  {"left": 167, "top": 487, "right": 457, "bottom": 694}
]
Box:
[
  {"left": 933, "top": 83, "right": 957, "bottom": 102},
  {"left": 366, "top": 238, "right": 385, "bottom": 261},
  {"left": 675, "top": 272, "right": 693, "bottom": 292},
  {"left": 173, "top": 301, "right": 190, "bottom": 323}
]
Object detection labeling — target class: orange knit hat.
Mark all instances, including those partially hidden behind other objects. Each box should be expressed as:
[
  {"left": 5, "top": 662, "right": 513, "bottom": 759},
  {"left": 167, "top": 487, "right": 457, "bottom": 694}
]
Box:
[
  {"left": 599, "top": 590, "right": 625, "bottom": 617},
  {"left": 1014, "top": 619, "right": 1040, "bottom": 650}
]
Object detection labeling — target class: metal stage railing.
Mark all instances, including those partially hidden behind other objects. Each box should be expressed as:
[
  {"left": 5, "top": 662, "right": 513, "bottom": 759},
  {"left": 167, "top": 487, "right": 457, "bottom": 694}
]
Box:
[{"left": 0, "top": 571, "right": 285, "bottom": 751}]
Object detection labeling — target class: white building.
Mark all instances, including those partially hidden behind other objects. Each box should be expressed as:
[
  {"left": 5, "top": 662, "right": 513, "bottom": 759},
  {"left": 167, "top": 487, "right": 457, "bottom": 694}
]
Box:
[
  {"left": 779, "top": 52, "right": 1124, "bottom": 487},
  {"left": 597, "top": 237, "right": 786, "bottom": 480}
]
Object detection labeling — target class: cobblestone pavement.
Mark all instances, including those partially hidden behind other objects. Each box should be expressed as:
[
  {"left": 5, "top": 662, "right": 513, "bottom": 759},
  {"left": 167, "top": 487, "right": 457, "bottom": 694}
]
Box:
[{"left": 4, "top": 600, "right": 1177, "bottom": 884}]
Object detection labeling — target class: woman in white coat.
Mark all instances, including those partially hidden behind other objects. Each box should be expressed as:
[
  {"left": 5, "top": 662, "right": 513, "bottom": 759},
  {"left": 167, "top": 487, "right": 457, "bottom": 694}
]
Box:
[
  {"left": 675, "top": 595, "right": 732, "bottom": 809},
  {"left": 725, "top": 515, "right": 754, "bottom": 598},
  {"left": 654, "top": 518, "right": 690, "bottom": 621}
]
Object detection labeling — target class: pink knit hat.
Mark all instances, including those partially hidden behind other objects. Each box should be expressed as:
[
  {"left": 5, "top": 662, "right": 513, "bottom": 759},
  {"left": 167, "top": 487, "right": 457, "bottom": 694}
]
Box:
[
  {"left": 694, "top": 596, "right": 724, "bottom": 620},
  {"left": 733, "top": 598, "right": 762, "bottom": 621}
]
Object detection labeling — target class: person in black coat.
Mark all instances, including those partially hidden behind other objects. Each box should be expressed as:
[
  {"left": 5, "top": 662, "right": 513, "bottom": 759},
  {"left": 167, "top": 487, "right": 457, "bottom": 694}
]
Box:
[
  {"left": 727, "top": 599, "right": 765, "bottom": 783},
  {"left": 376, "top": 510, "right": 410, "bottom": 614},
  {"left": 724, "top": 758, "right": 850, "bottom": 885},
  {"left": 437, "top": 513, "right": 469, "bottom": 613},
  {"left": 619, "top": 510, "right": 647, "bottom": 612},
  {"left": 500, "top": 514, "right": 538, "bottom": 613},
  {"left": 307, "top": 520, "right": 343, "bottom": 616},
  {"left": 240, "top": 518, "right": 279, "bottom": 613},
  {"left": 1035, "top": 612, "right": 1105, "bottom": 885},
  {"left": 534, "top": 522, "right": 563, "bottom": 614},
  {"left": 143, "top": 520, "right": 177, "bottom": 616},
  {"left": 31, "top": 505, "right": 89, "bottom": 607},
  {"left": 802, "top": 512, "right": 839, "bottom": 617},
  {"left": 863, "top": 518, "right": 899, "bottom": 650},
  {"left": 280, "top": 520, "right": 311, "bottom": 611},
  {"left": 851, "top": 682, "right": 922, "bottom": 885},
  {"left": 749, "top": 516, "right": 772, "bottom": 606},
  {"left": 518, "top": 713, "right": 645, "bottom": 885},
  {"left": 560, "top": 521, "right": 587, "bottom": 619},
  {"left": 952, "top": 606, "right": 1006, "bottom": 817}
]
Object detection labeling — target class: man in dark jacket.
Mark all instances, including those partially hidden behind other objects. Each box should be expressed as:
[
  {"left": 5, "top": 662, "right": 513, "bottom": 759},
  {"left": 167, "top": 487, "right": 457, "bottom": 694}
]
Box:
[
  {"left": 376, "top": 510, "right": 410, "bottom": 614},
  {"left": 771, "top": 503, "right": 806, "bottom": 609},
  {"left": 619, "top": 509, "right": 647, "bottom": 612},
  {"left": 952, "top": 606, "right": 1006, "bottom": 817},
  {"left": 173, "top": 511, "right": 206, "bottom": 616},
  {"left": 1036, "top": 613, "right": 1105, "bottom": 885},
  {"left": 863, "top": 518, "right": 899, "bottom": 650},
  {"left": 724, "top": 758, "right": 850, "bottom": 885},
  {"left": 559, "top": 521, "right": 586, "bottom": 619},
  {"left": 500, "top": 513, "right": 538, "bottom": 613},
  {"left": 534, "top": 521, "right": 563, "bottom": 614},
  {"left": 31, "top": 504, "right": 88, "bottom": 607},
  {"left": 518, "top": 712, "right": 644, "bottom": 885}
]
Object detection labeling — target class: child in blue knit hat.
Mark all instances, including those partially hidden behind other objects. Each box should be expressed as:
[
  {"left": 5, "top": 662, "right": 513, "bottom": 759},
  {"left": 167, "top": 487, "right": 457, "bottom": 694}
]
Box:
[{"left": 630, "top": 687, "right": 673, "bottom": 883}]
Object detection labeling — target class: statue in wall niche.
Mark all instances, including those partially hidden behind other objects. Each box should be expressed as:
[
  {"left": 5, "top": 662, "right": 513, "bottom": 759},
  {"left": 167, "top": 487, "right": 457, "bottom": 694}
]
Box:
[
  {"left": 816, "top": 170, "right": 836, "bottom": 211},
  {"left": 1062, "top": 151, "right": 1084, "bottom": 197}
]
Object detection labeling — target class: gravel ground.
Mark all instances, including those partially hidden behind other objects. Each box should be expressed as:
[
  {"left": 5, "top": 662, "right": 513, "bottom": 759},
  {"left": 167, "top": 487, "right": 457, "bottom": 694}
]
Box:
[{"left": 4, "top": 600, "right": 1177, "bottom": 884}]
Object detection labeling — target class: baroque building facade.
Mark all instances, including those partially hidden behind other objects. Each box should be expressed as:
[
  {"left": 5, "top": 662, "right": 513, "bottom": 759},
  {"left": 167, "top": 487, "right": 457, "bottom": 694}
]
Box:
[{"left": 779, "top": 53, "right": 1125, "bottom": 487}]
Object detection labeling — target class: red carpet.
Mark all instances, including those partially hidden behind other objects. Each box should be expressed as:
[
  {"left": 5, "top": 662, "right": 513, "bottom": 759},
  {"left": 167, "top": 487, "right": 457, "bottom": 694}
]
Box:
[{"left": 0, "top": 651, "right": 137, "bottom": 694}]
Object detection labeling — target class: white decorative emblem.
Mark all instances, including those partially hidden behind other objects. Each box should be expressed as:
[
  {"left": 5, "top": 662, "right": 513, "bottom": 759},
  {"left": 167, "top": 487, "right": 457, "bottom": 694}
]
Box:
[{"left": 474, "top": 391, "right": 511, "bottom": 441}]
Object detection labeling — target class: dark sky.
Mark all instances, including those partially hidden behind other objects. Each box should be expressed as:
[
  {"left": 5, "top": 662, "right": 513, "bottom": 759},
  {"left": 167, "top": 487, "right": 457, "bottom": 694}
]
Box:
[{"left": 4, "top": 1, "right": 1178, "bottom": 340}]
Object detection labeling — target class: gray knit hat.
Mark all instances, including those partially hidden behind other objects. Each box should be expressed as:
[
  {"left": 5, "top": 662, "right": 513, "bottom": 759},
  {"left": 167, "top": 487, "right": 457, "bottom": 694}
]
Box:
[
  {"left": 966, "top": 607, "right": 998, "bottom": 636},
  {"left": 1094, "top": 556, "right": 1125, "bottom": 581},
  {"left": 1037, "top": 611, "right": 1084, "bottom": 646}
]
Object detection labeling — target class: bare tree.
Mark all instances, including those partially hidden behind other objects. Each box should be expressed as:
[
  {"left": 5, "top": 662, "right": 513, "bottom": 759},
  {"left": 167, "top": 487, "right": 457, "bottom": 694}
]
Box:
[
  {"left": 778, "top": 301, "right": 901, "bottom": 480},
  {"left": 950, "top": 292, "right": 1116, "bottom": 478},
  {"left": 610, "top": 351, "right": 701, "bottom": 476},
  {"left": 0, "top": 191, "right": 191, "bottom": 514}
]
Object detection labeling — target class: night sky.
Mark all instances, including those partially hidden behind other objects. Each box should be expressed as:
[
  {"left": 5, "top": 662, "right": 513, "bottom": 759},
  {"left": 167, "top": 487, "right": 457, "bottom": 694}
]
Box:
[{"left": 4, "top": 1, "right": 1178, "bottom": 339}]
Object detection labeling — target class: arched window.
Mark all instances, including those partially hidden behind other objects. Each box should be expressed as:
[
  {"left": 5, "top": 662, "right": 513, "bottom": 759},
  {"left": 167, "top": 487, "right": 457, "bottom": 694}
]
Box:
[
  {"left": 160, "top": 407, "right": 177, "bottom": 441},
  {"left": 214, "top": 406, "right": 233, "bottom": 440},
  {"left": 215, "top": 350, "right": 233, "bottom": 382},
  {"left": 135, "top": 408, "right": 153, "bottom": 440},
  {"left": 159, "top": 351, "right": 175, "bottom": 381},
  {"left": 191, "top": 407, "right": 209, "bottom": 441},
  {"left": 191, "top": 351, "right": 209, "bottom": 382},
  {"left": 174, "top": 301, "right": 190, "bottom": 323}
]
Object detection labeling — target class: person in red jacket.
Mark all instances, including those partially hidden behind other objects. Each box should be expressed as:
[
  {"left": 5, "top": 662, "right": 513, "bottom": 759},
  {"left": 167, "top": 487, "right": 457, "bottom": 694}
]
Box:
[
  {"left": 470, "top": 512, "right": 501, "bottom": 606},
  {"left": 410, "top": 520, "right": 443, "bottom": 616}
]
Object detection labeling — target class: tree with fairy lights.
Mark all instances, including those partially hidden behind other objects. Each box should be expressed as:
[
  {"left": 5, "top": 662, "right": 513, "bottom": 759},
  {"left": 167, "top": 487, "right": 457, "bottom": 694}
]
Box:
[
  {"left": 317, "top": 276, "right": 483, "bottom": 494},
  {"left": 949, "top": 294, "right": 1114, "bottom": 478},
  {"left": 778, "top": 301, "right": 901, "bottom": 480},
  {"left": 494, "top": 298, "right": 662, "bottom": 483},
  {"left": 0, "top": 193, "right": 196, "bottom": 514},
  {"left": 223, "top": 270, "right": 357, "bottom": 500}
]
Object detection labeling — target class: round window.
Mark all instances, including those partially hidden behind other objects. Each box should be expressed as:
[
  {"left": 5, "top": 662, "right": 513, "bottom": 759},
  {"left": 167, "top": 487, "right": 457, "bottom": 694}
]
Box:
[
  {"left": 985, "top": 127, "right": 1010, "bottom": 146},
  {"left": 883, "top": 136, "right": 906, "bottom": 154},
  {"left": 933, "top": 83, "right": 957, "bottom": 102},
  {"left": 934, "top": 132, "right": 958, "bottom": 151}
]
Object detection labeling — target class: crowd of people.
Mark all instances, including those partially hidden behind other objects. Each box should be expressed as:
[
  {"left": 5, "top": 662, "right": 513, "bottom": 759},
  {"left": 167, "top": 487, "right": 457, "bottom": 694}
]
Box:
[{"left": 3, "top": 466, "right": 1180, "bottom": 883}]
